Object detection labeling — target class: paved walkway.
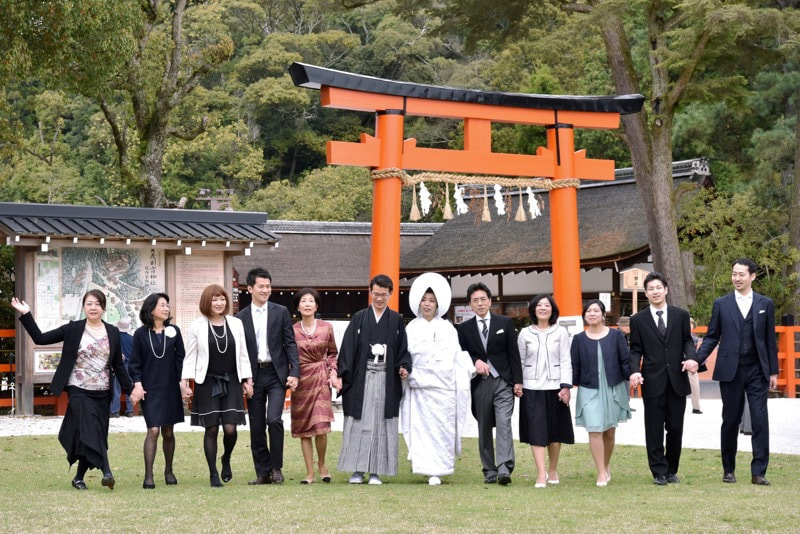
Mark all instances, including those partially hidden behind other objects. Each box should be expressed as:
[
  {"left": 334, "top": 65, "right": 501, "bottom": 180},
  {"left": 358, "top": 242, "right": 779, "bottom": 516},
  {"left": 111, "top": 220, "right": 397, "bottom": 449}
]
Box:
[{"left": 3, "top": 397, "right": 799, "bottom": 455}]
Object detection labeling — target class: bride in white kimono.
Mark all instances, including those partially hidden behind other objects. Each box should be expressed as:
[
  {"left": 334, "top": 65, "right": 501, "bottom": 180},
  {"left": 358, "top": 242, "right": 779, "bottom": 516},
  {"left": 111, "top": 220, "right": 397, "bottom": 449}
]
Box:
[{"left": 401, "top": 272, "right": 475, "bottom": 486}]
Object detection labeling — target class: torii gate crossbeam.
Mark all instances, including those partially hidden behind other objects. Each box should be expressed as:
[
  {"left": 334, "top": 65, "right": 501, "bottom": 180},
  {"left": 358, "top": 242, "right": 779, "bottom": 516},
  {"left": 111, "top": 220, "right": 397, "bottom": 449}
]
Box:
[{"left": 290, "top": 62, "right": 644, "bottom": 322}]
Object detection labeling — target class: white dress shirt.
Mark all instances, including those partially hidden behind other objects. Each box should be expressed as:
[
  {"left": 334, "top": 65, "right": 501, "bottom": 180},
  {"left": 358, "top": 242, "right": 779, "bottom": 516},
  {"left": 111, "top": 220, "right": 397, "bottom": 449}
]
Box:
[
  {"left": 735, "top": 290, "right": 753, "bottom": 318},
  {"left": 253, "top": 304, "right": 271, "bottom": 362}
]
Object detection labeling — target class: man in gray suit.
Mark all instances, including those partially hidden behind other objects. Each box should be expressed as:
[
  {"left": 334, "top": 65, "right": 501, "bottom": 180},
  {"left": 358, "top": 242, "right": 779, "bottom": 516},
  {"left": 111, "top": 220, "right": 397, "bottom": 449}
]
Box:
[
  {"left": 688, "top": 258, "right": 778, "bottom": 485},
  {"left": 236, "top": 267, "right": 299, "bottom": 485},
  {"left": 456, "top": 282, "right": 522, "bottom": 485}
]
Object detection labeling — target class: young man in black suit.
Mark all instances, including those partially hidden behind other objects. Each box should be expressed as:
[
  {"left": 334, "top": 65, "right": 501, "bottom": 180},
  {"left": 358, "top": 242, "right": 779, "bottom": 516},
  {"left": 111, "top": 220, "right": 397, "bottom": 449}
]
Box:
[
  {"left": 236, "top": 268, "right": 299, "bottom": 485},
  {"left": 690, "top": 258, "right": 778, "bottom": 485},
  {"left": 456, "top": 282, "right": 522, "bottom": 485},
  {"left": 629, "top": 272, "right": 697, "bottom": 485}
]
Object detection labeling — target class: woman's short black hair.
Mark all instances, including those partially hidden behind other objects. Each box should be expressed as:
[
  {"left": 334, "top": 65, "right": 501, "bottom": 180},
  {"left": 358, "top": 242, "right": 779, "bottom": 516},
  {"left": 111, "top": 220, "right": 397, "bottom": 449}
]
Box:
[
  {"left": 527, "top": 294, "right": 559, "bottom": 325},
  {"left": 139, "top": 292, "right": 171, "bottom": 328},
  {"left": 582, "top": 298, "right": 606, "bottom": 318},
  {"left": 293, "top": 287, "right": 321, "bottom": 312},
  {"left": 82, "top": 289, "right": 107, "bottom": 310}
]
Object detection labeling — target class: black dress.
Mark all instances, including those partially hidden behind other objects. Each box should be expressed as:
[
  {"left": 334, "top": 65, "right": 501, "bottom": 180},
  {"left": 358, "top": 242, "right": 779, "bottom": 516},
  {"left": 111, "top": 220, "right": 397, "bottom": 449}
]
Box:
[
  {"left": 128, "top": 325, "right": 186, "bottom": 428},
  {"left": 190, "top": 323, "right": 246, "bottom": 427}
]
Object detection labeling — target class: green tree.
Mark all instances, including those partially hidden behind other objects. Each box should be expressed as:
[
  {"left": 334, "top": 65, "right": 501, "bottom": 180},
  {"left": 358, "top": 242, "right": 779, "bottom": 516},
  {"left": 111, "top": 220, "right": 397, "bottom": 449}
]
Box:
[
  {"left": 680, "top": 188, "right": 799, "bottom": 323},
  {"left": 239, "top": 165, "right": 372, "bottom": 220},
  {"left": 385, "top": 0, "right": 796, "bottom": 309}
]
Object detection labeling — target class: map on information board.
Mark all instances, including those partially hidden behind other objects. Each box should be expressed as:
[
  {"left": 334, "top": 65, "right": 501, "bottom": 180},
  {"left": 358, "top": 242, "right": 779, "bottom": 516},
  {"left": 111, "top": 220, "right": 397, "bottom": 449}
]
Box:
[{"left": 34, "top": 248, "right": 165, "bottom": 332}]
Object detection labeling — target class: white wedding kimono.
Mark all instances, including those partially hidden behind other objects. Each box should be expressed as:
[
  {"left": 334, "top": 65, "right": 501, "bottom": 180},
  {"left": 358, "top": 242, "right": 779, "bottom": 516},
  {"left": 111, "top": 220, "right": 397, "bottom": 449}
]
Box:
[{"left": 400, "top": 316, "right": 475, "bottom": 476}]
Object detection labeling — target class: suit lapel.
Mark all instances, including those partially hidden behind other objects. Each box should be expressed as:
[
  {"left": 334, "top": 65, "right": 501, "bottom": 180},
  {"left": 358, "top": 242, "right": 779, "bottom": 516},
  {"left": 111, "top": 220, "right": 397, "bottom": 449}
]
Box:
[
  {"left": 663, "top": 306, "right": 675, "bottom": 342},
  {"left": 751, "top": 292, "right": 762, "bottom": 338},
  {"left": 725, "top": 293, "right": 741, "bottom": 336},
  {"left": 641, "top": 308, "right": 663, "bottom": 343},
  {"left": 465, "top": 317, "right": 487, "bottom": 356}
]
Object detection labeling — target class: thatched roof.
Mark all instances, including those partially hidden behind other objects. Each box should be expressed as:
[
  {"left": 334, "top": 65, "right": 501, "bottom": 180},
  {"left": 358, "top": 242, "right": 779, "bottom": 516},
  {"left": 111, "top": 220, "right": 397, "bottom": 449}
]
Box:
[
  {"left": 233, "top": 220, "right": 441, "bottom": 289},
  {"left": 401, "top": 158, "right": 711, "bottom": 276}
]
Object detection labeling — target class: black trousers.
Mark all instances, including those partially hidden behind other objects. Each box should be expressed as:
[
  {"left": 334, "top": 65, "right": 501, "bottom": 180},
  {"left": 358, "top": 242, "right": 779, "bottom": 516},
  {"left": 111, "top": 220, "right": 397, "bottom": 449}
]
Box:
[
  {"left": 719, "top": 362, "right": 770, "bottom": 476},
  {"left": 247, "top": 365, "right": 286, "bottom": 476},
  {"left": 642, "top": 383, "right": 686, "bottom": 477}
]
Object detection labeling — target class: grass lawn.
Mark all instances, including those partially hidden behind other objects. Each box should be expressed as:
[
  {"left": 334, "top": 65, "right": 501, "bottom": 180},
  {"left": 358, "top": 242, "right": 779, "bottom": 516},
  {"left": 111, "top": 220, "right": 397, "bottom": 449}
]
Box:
[{"left": 1, "top": 431, "right": 798, "bottom": 533}]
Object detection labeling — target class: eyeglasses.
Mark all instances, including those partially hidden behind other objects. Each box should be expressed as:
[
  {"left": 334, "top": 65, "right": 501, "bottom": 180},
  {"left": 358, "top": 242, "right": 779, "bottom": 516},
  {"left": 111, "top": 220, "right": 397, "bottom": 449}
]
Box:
[
  {"left": 470, "top": 297, "right": 490, "bottom": 304},
  {"left": 371, "top": 291, "right": 391, "bottom": 299}
]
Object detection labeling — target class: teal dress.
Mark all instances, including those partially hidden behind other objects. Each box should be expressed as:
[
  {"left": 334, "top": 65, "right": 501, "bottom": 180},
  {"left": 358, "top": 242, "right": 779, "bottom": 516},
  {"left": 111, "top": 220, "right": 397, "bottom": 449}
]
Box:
[{"left": 575, "top": 341, "right": 631, "bottom": 432}]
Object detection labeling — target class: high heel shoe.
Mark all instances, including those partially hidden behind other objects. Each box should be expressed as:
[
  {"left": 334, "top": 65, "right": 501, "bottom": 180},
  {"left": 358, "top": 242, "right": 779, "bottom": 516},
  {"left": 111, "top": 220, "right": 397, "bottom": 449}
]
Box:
[
  {"left": 164, "top": 472, "right": 178, "bottom": 485},
  {"left": 210, "top": 472, "right": 223, "bottom": 488},
  {"left": 143, "top": 480, "right": 155, "bottom": 489},
  {"left": 318, "top": 462, "right": 331, "bottom": 483},
  {"left": 101, "top": 473, "right": 115, "bottom": 491},
  {"left": 220, "top": 454, "right": 232, "bottom": 483}
]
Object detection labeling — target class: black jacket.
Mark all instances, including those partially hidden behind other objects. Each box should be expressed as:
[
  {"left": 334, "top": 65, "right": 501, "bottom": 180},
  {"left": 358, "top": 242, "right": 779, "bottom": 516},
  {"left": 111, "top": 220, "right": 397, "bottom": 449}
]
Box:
[{"left": 19, "top": 312, "right": 131, "bottom": 396}]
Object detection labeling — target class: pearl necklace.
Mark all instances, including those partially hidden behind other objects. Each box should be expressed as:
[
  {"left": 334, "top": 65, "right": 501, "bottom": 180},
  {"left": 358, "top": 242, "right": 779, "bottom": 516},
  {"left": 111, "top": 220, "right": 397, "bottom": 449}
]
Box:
[
  {"left": 210, "top": 319, "right": 228, "bottom": 353},
  {"left": 300, "top": 320, "right": 317, "bottom": 337},
  {"left": 148, "top": 329, "right": 166, "bottom": 359},
  {"left": 85, "top": 322, "right": 106, "bottom": 340}
]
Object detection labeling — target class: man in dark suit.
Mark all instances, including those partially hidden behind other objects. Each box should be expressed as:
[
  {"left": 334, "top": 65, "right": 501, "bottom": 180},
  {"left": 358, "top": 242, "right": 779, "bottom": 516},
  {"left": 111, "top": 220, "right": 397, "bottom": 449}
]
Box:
[
  {"left": 690, "top": 258, "right": 778, "bottom": 486},
  {"left": 629, "top": 272, "right": 697, "bottom": 485},
  {"left": 456, "top": 282, "right": 522, "bottom": 485},
  {"left": 236, "top": 267, "right": 299, "bottom": 485}
]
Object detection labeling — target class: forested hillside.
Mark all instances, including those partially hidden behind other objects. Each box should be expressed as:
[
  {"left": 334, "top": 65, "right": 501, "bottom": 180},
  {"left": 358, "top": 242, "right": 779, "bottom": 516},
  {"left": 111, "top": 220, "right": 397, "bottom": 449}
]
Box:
[{"left": 1, "top": 0, "right": 798, "bottom": 320}]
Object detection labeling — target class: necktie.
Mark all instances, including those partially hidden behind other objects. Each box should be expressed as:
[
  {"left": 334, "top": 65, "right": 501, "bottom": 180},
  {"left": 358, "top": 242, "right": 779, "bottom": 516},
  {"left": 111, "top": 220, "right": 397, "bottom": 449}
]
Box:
[
  {"left": 656, "top": 310, "right": 666, "bottom": 337},
  {"left": 480, "top": 319, "right": 488, "bottom": 339}
]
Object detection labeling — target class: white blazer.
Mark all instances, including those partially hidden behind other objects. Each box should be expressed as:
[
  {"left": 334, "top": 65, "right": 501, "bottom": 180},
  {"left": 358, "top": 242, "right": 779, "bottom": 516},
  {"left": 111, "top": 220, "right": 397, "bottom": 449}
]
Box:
[{"left": 182, "top": 315, "right": 253, "bottom": 384}]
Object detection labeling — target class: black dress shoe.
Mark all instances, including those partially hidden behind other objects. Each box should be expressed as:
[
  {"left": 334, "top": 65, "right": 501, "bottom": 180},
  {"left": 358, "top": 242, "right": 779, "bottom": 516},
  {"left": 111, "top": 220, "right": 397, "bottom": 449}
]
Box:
[
  {"left": 497, "top": 474, "right": 511, "bottom": 486},
  {"left": 101, "top": 474, "right": 115, "bottom": 491},
  {"left": 164, "top": 472, "right": 178, "bottom": 485},
  {"left": 270, "top": 468, "right": 284, "bottom": 484},
  {"left": 221, "top": 455, "right": 232, "bottom": 483},
  {"left": 210, "top": 472, "right": 223, "bottom": 488},
  {"left": 751, "top": 475, "right": 770, "bottom": 486},
  {"left": 248, "top": 474, "right": 272, "bottom": 485},
  {"left": 692, "top": 409, "right": 703, "bottom": 414},
  {"left": 484, "top": 475, "right": 497, "bottom": 484},
  {"left": 72, "top": 478, "right": 87, "bottom": 490},
  {"left": 653, "top": 475, "right": 667, "bottom": 486},
  {"left": 143, "top": 480, "right": 155, "bottom": 489},
  {"left": 722, "top": 472, "right": 736, "bottom": 483},
  {"left": 666, "top": 474, "right": 680, "bottom": 484}
]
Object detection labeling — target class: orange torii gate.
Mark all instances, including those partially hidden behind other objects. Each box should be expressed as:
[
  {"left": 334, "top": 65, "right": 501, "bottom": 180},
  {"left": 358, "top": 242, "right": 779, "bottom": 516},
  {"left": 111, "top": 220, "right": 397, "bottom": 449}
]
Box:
[{"left": 290, "top": 62, "right": 644, "bottom": 320}]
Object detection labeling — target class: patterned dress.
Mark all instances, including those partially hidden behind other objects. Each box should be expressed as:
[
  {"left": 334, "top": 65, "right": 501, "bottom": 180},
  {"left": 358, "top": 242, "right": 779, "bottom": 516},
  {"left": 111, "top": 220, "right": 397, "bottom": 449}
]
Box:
[{"left": 291, "top": 320, "right": 338, "bottom": 438}]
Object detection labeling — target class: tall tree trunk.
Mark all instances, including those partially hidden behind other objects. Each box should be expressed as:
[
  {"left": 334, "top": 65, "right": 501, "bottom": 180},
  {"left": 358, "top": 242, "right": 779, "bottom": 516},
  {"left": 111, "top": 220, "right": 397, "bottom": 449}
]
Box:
[
  {"left": 141, "top": 127, "right": 169, "bottom": 208},
  {"left": 788, "top": 94, "right": 800, "bottom": 318},
  {"left": 597, "top": 10, "right": 690, "bottom": 308}
]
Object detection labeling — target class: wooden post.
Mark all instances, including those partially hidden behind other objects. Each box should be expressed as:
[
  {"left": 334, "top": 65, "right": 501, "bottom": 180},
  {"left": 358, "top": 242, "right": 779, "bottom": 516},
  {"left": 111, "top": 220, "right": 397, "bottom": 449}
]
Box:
[
  {"left": 546, "top": 123, "right": 583, "bottom": 320},
  {"left": 371, "top": 110, "right": 405, "bottom": 311}
]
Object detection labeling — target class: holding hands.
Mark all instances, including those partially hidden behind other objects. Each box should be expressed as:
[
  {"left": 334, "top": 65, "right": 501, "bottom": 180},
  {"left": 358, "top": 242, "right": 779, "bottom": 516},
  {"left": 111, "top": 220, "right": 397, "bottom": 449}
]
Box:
[
  {"left": 129, "top": 382, "right": 146, "bottom": 404},
  {"left": 681, "top": 359, "right": 699, "bottom": 374},
  {"left": 328, "top": 370, "right": 342, "bottom": 393},
  {"left": 286, "top": 376, "right": 299, "bottom": 391},
  {"left": 242, "top": 379, "right": 254, "bottom": 399},
  {"left": 629, "top": 372, "right": 644, "bottom": 388},
  {"left": 180, "top": 380, "right": 193, "bottom": 403}
]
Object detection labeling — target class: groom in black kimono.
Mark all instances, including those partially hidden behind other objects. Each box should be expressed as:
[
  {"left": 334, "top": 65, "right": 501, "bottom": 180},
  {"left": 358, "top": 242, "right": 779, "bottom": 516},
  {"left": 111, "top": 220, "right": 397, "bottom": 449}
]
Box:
[{"left": 336, "top": 274, "right": 412, "bottom": 485}]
